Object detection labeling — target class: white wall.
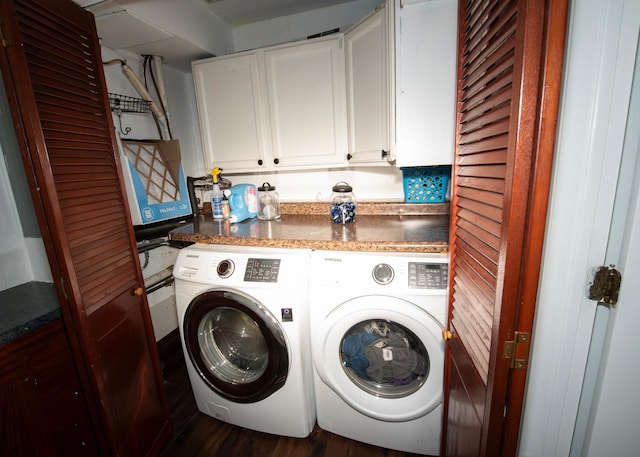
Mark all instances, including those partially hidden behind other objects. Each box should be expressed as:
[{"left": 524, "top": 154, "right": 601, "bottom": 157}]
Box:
[
  {"left": 164, "top": 66, "right": 206, "bottom": 178},
  {"left": 222, "top": 166, "right": 406, "bottom": 202},
  {"left": 233, "top": 0, "right": 382, "bottom": 52},
  {"left": 102, "top": 48, "right": 164, "bottom": 141},
  {"left": 0, "top": 143, "right": 30, "bottom": 289},
  {"left": 0, "top": 141, "right": 52, "bottom": 289}
]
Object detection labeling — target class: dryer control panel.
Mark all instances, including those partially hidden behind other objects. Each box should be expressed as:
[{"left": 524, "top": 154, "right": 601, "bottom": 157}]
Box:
[{"left": 408, "top": 263, "right": 448, "bottom": 289}]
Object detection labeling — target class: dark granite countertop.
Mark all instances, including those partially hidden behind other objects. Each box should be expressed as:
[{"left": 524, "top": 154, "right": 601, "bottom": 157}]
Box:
[
  {"left": 169, "top": 202, "right": 450, "bottom": 253},
  {"left": 0, "top": 281, "right": 61, "bottom": 345}
]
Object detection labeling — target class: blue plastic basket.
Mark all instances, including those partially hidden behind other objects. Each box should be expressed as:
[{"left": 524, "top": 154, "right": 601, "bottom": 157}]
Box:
[{"left": 402, "top": 166, "right": 450, "bottom": 203}]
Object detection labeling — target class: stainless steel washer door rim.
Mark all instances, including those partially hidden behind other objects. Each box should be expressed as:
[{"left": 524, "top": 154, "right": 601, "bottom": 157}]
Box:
[
  {"left": 184, "top": 289, "right": 289, "bottom": 403},
  {"left": 312, "top": 295, "right": 444, "bottom": 422}
]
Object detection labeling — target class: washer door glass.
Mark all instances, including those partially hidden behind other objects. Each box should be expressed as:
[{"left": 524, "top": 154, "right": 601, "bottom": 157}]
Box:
[
  {"left": 341, "top": 319, "right": 429, "bottom": 398},
  {"left": 184, "top": 289, "right": 288, "bottom": 403},
  {"left": 313, "top": 295, "right": 444, "bottom": 421}
]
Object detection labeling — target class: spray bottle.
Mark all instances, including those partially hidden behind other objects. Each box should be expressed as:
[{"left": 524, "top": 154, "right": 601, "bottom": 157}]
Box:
[{"left": 211, "top": 167, "right": 223, "bottom": 219}]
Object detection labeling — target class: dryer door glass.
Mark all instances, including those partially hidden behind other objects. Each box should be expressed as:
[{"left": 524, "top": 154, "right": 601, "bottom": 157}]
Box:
[
  {"left": 198, "top": 306, "right": 269, "bottom": 383},
  {"left": 340, "top": 319, "right": 429, "bottom": 398},
  {"left": 184, "top": 289, "right": 289, "bottom": 403}
]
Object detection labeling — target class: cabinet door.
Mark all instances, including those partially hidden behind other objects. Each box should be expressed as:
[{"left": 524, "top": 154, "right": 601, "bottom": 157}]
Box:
[
  {"left": 263, "top": 37, "right": 347, "bottom": 169},
  {"left": 0, "top": 358, "right": 52, "bottom": 456},
  {"left": 193, "top": 53, "right": 271, "bottom": 172},
  {"left": 395, "top": 0, "right": 457, "bottom": 167},
  {"left": 0, "top": 320, "right": 99, "bottom": 457},
  {"left": 32, "top": 321, "right": 100, "bottom": 456},
  {"left": 345, "top": 4, "right": 392, "bottom": 164}
]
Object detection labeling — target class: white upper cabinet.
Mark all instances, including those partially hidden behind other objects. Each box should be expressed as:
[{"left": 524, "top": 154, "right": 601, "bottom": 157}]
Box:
[
  {"left": 344, "top": 2, "right": 394, "bottom": 165},
  {"left": 263, "top": 37, "right": 347, "bottom": 169},
  {"left": 394, "top": 0, "right": 457, "bottom": 167},
  {"left": 193, "top": 36, "right": 347, "bottom": 174},
  {"left": 193, "top": 52, "right": 270, "bottom": 172},
  {"left": 192, "top": 0, "right": 457, "bottom": 173}
]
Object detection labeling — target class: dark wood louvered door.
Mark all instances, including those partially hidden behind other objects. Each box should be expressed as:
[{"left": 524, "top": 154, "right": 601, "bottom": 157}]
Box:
[
  {"left": 442, "top": 0, "right": 568, "bottom": 456},
  {"left": 0, "top": 0, "right": 171, "bottom": 455}
]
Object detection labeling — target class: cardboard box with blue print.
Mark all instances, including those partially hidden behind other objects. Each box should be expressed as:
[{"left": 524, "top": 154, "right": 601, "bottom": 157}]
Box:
[{"left": 120, "top": 139, "right": 193, "bottom": 227}]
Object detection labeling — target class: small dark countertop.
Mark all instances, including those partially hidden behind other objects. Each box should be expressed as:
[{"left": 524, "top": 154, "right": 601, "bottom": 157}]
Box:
[
  {"left": 169, "top": 202, "right": 450, "bottom": 253},
  {"left": 0, "top": 281, "right": 61, "bottom": 345}
]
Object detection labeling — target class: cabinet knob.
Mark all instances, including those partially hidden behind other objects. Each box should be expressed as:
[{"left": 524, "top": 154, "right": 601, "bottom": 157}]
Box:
[
  {"left": 273, "top": 158, "right": 280, "bottom": 165},
  {"left": 381, "top": 149, "right": 390, "bottom": 159},
  {"left": 347, "top": 154, "right": 353, "bottom": 161},
  {"left": 132, "top": 287, "right": 144, "bottom": 296},
  {"left": 257, "top": 159, "right": 263, "bottom": 166}
]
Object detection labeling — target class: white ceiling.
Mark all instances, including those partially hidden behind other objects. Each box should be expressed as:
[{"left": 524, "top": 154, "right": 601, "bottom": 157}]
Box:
[
  {"left": 187, "top": 0, "right": 360, "bottom": 27},
  {"left": 72, "top": 0, "right": 362, "bottom": 71},
  {"left": 74, "top": 0, "right": 359, "bottom": 26}
]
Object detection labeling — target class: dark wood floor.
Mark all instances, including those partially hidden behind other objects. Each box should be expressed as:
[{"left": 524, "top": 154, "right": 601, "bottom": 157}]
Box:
[{"left": 156, "top": 330, "right": 427, "bottom": 457}]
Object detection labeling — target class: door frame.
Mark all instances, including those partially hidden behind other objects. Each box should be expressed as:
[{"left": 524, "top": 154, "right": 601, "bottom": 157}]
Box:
[{"left": 518, "top": 0, "right": 640, "bottom": 455}]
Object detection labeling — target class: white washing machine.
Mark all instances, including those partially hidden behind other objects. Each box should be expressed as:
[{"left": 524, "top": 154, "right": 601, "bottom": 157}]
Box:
[
  {"left": 173, "top": 244, "right": 315, "bottom": 438},
  {"left": 310, "top": 250, "right": 448, "bottom": 455}
]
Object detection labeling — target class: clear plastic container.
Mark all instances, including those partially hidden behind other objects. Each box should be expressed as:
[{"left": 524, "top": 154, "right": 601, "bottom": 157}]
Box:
[
  {"left": 330, "top": 181, "right": 356, "bottom": 224},
  {"left": 257, "top": 182, "right": 281, "bottom": 220}
]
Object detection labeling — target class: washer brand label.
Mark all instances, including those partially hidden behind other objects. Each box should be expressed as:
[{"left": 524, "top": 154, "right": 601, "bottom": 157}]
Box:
[
  {"left": 323, "top": 257, "right": 342, "bottom": 263},
  {"left": 185, "top": 254, "right": 199, "bottom": 258}
]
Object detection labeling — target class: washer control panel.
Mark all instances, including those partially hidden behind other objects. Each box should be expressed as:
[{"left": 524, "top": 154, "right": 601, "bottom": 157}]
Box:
[
  {"left": 244, "top": 258, "right": 281, "bottom": 282},
  {"left": 408, "top": 262, "right": 448, "bottom": 289}
]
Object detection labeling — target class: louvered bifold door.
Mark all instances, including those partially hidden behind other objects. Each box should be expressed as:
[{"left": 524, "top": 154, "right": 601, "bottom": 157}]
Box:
[
  {"left": 443, "top": 0, "right": 561, "bottom": 455},
  {"left": 453, "top": 0, "right": 518, "bottom": 387},
  {"left": 0, "top": 0, "right": 171, "bottom": 455}
]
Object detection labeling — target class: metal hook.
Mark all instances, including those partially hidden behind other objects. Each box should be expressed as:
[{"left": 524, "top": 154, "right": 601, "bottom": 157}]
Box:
[{"left": 114, "top": 109, "right": 131, "bottom": 136}]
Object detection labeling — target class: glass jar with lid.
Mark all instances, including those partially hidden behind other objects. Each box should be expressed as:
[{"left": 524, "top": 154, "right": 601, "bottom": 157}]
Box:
[
  {"left": 330, "top": 181, "right": 356, "bottom": 224},
  {"left": 257, "top": 182, "right": 281, "bottom": 220}
]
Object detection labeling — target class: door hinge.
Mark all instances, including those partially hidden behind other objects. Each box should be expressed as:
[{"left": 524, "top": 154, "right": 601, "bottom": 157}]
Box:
[
  {"left": 0, "top": 18, "right": 11, "bottom": 47},
  {"left": 587, "top": 265, "right": 622, "bottom": 306},
  {"left": 57, "top": 276, "right": 70, "bottom": 300},
  {"left": 503, "top": 331, "right": 530, "bottom": 370}
]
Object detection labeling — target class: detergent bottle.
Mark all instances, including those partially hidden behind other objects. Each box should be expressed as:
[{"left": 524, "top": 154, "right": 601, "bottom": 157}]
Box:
[
  {"left": 211, "top": 167, "right": 224, "bottom": 219},
  {"left": 228, "top": 184, "right": 258, "bottom": 223}
]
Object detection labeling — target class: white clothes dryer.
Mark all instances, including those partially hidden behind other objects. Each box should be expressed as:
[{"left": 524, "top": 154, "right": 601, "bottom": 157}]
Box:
[
  {"left": 173, "top": 244, "right": 315, "bottom": 438},
  {"left": 309, "top": 250, "right": 448, "bottom": 455}
]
